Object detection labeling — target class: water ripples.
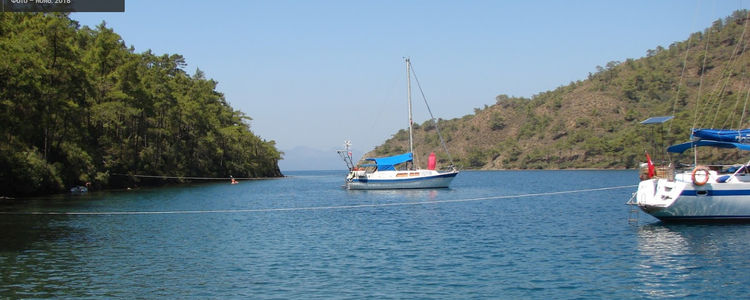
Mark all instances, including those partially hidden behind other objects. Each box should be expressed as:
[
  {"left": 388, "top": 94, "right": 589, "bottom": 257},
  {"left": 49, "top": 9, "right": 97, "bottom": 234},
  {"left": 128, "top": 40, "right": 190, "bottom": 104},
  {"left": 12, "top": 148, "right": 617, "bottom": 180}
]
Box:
[{"left": 2, "top": 170, "right": 750, "bottom": 298}]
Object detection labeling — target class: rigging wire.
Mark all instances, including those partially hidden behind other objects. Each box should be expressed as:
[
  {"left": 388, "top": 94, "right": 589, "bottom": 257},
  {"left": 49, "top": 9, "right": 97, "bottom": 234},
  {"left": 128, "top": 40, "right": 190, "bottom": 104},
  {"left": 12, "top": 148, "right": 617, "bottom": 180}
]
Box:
[
  {"left": 407, "top": 61, "right": 456, "bottom": 168},
  {"left": 667, "top": 2, "right": 700, "bottom": 135},
  {"left": 719, "top": 13, "right": 750, "bottom": 128},
  {"left": 729, "top": 11, "right": 750, "bottom": 128},
  {"left": 688, "top": 9, "right": 750, "bottom": 165},
  {"left": 700, "top": 11, "right": 750, "bottom": 129},
  {"left": 691, "top": 11, "right": 750, "bottom": 129},
  {"left": 739, "top": 85, "right": 750, "bottom": 127},
  {"left": 667, "top": 39, "right": 692, "bottom": 135},
  {"left": 692, "top": 14, "right": 713, "bottom": 130},
  {"left": 0, "top": 184, "right": 638, "bottom": 216},
  {"left": 714, "top": 21, "right": 750, "bottom": 128}
]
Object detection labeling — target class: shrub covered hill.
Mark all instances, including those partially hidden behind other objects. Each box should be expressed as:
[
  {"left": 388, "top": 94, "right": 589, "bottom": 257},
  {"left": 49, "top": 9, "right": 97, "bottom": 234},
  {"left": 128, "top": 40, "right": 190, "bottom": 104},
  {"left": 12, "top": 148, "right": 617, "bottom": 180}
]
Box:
[
  {"left": 371, "top": 10, "right": 750, "bottom": 170},
  {"left": 0, "top": 13, "right": 282, "bottom": 196}
]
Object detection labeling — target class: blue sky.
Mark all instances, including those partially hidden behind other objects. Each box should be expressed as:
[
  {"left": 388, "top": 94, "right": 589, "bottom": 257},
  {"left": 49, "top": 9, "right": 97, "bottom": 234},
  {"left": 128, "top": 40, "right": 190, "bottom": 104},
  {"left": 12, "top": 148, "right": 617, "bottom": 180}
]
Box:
[{"left": 72, "top": 0, "right": 750, "bottom": 170}]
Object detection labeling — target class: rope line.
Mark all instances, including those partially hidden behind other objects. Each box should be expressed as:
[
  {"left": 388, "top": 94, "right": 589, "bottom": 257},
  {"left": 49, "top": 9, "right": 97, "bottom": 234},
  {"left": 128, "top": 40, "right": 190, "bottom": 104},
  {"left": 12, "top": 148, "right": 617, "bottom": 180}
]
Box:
[
  {"left": 110, "top": 174, "right": 276, "bottom": 180},
  {"left": 0, "top": 185, "right": 637, "bottom": 216}
]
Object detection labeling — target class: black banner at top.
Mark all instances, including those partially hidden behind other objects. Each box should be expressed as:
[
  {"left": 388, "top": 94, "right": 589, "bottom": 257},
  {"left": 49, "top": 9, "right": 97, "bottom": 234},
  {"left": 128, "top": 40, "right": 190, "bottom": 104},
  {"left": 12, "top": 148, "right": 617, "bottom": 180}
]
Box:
[{"left": 2, "top": 0, "right": 124, "bottom": 12}]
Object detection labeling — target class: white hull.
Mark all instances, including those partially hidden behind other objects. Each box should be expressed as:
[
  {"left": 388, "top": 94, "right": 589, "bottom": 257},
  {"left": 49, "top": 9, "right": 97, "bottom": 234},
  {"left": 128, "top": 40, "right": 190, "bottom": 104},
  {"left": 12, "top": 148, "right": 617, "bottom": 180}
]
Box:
[
  {"left": 341, "top": 59, "right": 459, "bottom": 190},
  {"left": 346, "top": 170, "right": 458, "bottom": 190},
  {"left": 635, "top": 171, "right": 750, "bottom": 221}
]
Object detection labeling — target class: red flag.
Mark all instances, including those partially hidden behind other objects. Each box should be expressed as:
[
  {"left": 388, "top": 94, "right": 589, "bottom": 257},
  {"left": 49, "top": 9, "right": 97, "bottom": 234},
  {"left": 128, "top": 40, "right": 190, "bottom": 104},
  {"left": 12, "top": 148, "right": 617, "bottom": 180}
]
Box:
[
  {"left": 427, "top": 152, "right": 436, "bottom": 170},
  {"left": 646, "top": 152, "right": 655, "bottom": 178}
]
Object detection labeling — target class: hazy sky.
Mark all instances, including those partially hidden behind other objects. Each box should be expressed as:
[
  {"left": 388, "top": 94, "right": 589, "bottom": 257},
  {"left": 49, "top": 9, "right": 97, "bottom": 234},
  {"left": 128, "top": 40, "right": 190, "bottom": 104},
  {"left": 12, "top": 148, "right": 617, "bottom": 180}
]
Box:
[{"left": 73, "top": 0, "right": 750, "bottom": 169}]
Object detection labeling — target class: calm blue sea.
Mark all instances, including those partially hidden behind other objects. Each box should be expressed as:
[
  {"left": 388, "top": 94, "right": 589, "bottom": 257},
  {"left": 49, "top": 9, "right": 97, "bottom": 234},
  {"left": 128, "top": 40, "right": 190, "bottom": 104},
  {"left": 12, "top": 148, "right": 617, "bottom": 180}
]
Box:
[{"left": 1, "top": 170, "right": 749, "bottom": 298}]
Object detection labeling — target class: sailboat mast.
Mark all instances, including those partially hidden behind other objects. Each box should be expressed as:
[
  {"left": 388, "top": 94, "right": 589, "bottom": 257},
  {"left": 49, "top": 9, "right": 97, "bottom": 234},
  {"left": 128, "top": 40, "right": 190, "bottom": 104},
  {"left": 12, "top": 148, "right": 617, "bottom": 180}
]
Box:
[{"left": 406, "top": 58, "right": 414, "bottom": 167}]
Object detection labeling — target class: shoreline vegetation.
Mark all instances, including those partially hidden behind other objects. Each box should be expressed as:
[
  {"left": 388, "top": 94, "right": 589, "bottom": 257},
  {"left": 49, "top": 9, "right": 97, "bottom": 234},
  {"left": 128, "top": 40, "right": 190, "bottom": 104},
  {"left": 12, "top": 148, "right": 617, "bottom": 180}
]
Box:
[
  {"left": 5, "top": 10, "right": 750, "bottom": 196},
  {"left": 370, "top": 10, "right": 750, "bottom": 171},
  {"left": 0, "top": 13, "right": 282, "bottom": 197}
]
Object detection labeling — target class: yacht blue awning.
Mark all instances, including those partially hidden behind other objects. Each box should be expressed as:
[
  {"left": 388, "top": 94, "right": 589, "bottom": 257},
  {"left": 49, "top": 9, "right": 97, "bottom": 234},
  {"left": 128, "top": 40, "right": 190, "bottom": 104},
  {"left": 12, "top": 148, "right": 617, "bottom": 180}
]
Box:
[
  {"left": 364, "top": 152, "right": 412, "bottom": 171},
  {"left": 667, "top": 140, "right": 750, "bottom": 153},
  {"left": 692, "top": 128, "right": 750, "bottom": 143}
]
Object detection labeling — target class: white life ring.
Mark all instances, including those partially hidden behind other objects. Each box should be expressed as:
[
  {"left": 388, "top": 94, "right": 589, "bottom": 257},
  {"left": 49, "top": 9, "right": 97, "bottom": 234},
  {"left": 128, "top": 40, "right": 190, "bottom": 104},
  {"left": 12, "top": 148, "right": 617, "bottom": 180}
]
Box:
[{"left": 691, "top": 166, "right": 710, "bottom": 186}]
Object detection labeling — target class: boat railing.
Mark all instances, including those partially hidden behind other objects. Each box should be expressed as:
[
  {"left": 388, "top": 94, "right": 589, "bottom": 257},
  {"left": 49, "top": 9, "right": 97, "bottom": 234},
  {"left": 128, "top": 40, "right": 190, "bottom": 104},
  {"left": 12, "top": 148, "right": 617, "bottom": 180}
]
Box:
[
  {"left": 639, "top": 163, "right": 675, "bottom": 181},
  {"left": 667, "top": 163, "right": 750, "bottom": 181},
  {"left": 337, "top": 149, "right": 355, "bottom": 171},
  {"left": 642, "top": 163, "right": 750, "bottom": 181},
  {"left": 678, "top": 164, "right": 746, "bottom": 174},
  {"left": 439, "top": 164, "right": 458, "bottom": 172}
]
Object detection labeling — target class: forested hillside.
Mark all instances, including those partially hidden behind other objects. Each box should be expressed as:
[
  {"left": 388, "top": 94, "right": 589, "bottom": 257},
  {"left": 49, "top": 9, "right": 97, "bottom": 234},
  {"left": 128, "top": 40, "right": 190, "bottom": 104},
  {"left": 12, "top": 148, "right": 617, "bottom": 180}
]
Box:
[
  {"left": 0, "top": 13, "right": 282, "bottom": 196},
  {"left": 371, "top": 10, "right": 750, "bottom": 170}
]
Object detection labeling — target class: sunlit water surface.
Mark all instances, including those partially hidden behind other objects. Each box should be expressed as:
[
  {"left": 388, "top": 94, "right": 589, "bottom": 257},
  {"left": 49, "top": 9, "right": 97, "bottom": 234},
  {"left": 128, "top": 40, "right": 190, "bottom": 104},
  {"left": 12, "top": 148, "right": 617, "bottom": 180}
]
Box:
[{"left": 2, "top": 170, "right": 749, "bottom": 298}]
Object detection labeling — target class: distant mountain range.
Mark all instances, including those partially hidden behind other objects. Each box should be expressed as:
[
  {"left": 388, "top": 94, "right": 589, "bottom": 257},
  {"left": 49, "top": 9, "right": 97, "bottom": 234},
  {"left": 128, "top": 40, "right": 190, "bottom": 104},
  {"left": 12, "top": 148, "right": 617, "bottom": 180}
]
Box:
[{"left": 369, "top": 10, "right": 750, "bottom": 170}]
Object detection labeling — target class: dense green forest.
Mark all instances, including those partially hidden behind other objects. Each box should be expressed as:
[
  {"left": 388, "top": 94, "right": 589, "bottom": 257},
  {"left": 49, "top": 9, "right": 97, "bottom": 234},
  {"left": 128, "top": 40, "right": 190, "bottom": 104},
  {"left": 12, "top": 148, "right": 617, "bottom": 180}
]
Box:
[
  {"left": 0, "top": 13, "right": 282, "bottom": 196},
  {"left": 372, "top": 10, "right": 750, "bottom": 170}
]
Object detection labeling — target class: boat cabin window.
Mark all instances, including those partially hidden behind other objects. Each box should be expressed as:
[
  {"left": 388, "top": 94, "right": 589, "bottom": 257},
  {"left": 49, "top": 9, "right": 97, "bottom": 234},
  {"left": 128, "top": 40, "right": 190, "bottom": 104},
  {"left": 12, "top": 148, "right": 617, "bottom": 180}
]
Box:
[{"left": 353, "top": 160, "right": 413, "bottom": 173}]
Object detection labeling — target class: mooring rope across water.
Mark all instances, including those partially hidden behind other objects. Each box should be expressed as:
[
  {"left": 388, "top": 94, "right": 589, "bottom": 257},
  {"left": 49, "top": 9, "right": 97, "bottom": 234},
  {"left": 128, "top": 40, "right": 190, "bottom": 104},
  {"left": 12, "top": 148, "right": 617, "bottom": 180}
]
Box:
[
  {"left": 0, "top": 185, "right": 637, "bottom": 216},
  {"left": 110, "top": 173, "right": 275, "bottom": 180}
]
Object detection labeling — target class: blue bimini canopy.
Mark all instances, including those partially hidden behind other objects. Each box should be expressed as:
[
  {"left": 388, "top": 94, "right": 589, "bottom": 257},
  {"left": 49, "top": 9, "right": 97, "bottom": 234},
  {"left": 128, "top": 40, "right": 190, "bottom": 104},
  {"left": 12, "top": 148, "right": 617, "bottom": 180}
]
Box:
[
  {"left": 364, "top": 152, "right": 413, "bottom": 171},
  {"left": 667, "top": 140, "right": 750, "bottom": 153},
  {"left": 692, "top": 128, "right": 750, "bottom": 143}
]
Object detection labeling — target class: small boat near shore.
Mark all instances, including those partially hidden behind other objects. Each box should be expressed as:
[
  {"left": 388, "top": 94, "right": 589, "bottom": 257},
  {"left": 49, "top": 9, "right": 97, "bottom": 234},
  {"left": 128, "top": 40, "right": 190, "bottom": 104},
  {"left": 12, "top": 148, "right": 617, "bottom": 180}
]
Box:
[{"left": 70, "top": 186, "right": 88, "bottom": 193}]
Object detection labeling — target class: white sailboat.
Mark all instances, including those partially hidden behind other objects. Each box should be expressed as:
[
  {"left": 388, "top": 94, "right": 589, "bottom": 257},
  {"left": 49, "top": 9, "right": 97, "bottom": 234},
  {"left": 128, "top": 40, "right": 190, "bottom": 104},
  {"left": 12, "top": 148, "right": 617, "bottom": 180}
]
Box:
[
  {"left": 338, "top": 58, "right": 458, "bottom": 190},
  {"left": 633, "top": 128, "right": 750, "bottom": 221},
  {"left": 629, "top": 12, "right": 750, "bottom": 222}
]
